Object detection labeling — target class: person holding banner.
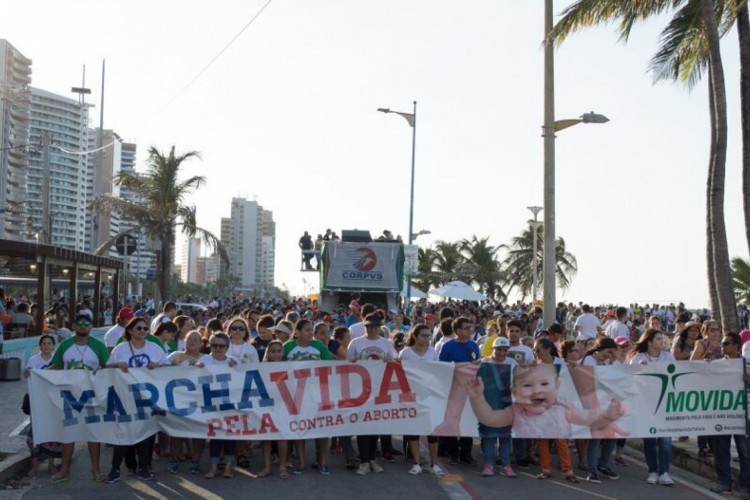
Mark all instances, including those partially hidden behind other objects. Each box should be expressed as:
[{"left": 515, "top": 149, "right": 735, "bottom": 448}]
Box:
[
  {"left": 106, "top": 316, "right": 170, "bottom": 483},
  {"left": 284, "top": 319, "right": 333, "bottom": 475},
  {"left": 348, "top": 313, "right": 398, "bottom": 476},
  {"left": 259, "top": 340, "right": 291, "bottom": 479},
  {"left": 50, "top": 313, "right": 110, "bottom": 484},
  {"left": 200, "top": 333, "right": 238, "bottom": 479},
  {"left": 399, "top": 324, "right": 444, "bottom": 477},
  {"left": 167, "top": 330, "right": 205, "bottom": 474},
  {"left": 709, "top": 332, "right": 750, "bottom": 496},
  {"left": 627, "top": 329, "right": 676, "bottom": 486}
]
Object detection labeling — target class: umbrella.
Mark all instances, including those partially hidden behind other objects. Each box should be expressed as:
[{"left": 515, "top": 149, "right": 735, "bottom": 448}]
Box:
[
  {"left": 401, "top": 288, "right": 428, "bottom": 300},
  {"left": 428, "top": 281, "right": 487, "bottom": 301}
]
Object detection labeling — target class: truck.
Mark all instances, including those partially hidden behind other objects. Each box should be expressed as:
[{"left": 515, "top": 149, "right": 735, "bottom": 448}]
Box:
[{"left": 317, "top": 230, "right": 405, "bottom": 313}]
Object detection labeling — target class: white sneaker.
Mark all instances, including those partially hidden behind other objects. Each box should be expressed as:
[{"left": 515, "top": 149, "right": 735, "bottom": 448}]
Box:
[
  {"left": 646, "top": 472, "right": 658, "bottom": 484},
  {"left": 657, "top": 472, "right": 674, "bottom": 486},
  {"left": 409, "top": 464, "right": 422, "bottom": 475},
  {"left": 430, "top": 464, "right": 445, "bottom": 477},
  {"left": 370, "top": 460, "right": 384, "bottom": 473},
  {"left": 355, "top": 462, "right": 371, "bottom": 476}
]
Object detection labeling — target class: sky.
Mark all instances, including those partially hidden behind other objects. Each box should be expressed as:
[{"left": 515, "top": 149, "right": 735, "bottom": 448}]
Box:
[{"left": 3, "top": 0, "right": 748, "bottom": 307}]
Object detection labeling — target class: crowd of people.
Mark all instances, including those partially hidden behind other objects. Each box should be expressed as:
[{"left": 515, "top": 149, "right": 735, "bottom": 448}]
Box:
[{"left": 4, "top": 290, "right": 750, "bottom": 495}]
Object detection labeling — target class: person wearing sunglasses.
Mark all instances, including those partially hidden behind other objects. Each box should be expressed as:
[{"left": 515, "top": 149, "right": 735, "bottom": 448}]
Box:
[
  {"left": 106, "top": 317, "right": 169, "bottom": 483},
  {"left": 50, "top": 313, "right": 110, "bottom": 484},
  {"left": 199, "top": 332, "right": 237, "bottom": 479},
  {"left": 709, "top": 332, "right": 750, "bottom": 496},
  {"left": 226, "top": 317, "right": 259, "bottom": 365}
]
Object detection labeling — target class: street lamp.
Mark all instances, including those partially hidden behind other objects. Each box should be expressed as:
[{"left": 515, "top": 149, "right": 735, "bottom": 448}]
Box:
[
  {"left": 527, "top": 206, "right": 543, "bottom": 302},
  {"left": 542, "top": 0, "right": 608, "bottom": 326},
  {"left": 377, "top": 102, "right": 417, "bottom": 307},
  {"left": 412, "top": 229, "right": 431, "bottom": 240}
]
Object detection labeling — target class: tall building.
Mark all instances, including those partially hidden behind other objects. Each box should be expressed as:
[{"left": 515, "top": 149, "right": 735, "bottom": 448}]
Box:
[
  {"left": 219, "top": 217, "right": 231, "bottom": 280},
  {"left": 180, "top": 237, "right": 201, "bottom": 284},
  {"left": 226, "top": 198, "right": 275, "bottom": 293},
  {"left": 85, "top": 129, "right": 121, "bottom": 255},
  {"left": 196, "top": 254, "right": 220, "bottom": 287},
  {"left": 27, "top": 87, "right": 89, "bottom": 250},
  {"left": 0, "top": 39, "right": 32, "bottom": 240}
]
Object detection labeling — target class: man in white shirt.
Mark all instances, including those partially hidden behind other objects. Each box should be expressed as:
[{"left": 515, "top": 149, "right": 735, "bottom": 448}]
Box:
[
  {"left": 605, "top": 307, "right": 630, "bottom": 341},
  {"left": 104, "top": 307, "right": 135, "bottom": 351},
  {"left": 150, "top": 301, "right": 177, "bottom": 333},
  {"left": 348, "top": 303, "right": 375, "bottom": 341},
  {"left": 574, "top": 304, "right": 602, "bottom": 341},
  {"left": 506, "top": 319, "right": 534, "bottom": 365}
]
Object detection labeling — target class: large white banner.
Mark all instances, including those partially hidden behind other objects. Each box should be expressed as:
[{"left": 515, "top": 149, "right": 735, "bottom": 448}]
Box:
[{"left": 29, "top": 359, "right": 747, "bottom": 445}]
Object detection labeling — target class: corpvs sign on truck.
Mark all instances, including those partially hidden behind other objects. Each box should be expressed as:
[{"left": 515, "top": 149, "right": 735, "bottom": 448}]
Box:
[{"left": 320, "top": 241, "right": 404, "bottom": 293}]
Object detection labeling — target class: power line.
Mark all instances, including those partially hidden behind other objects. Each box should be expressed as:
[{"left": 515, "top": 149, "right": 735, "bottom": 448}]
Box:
[{"left": 149, "top": 0, "right": 275, "bottom": 119}]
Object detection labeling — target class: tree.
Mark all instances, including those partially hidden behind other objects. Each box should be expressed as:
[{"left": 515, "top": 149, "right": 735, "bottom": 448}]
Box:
[
  {"left": 432, "top": 241, "right": 469, "bottom": 284},
  {"left": 460, "top": 235, "right": 506, "bottom": 301},
  {"left": 501, "top": 226, "right": 577, "bottom": 301},
  {"left": 411, "top": 247, "right": 440, "bottom": 293},
  {"left": 92, "top": 146, "right": 227, "bottom": 301},
  {"left": 553, "top": 0, "right": 738, "bottom": 331},
  {"left": 732, "top": 256, "right": 750, "bottom": 303}
]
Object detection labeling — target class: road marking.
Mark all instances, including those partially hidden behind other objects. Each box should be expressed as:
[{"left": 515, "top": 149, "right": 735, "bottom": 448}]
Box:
[
  {"left": 9, "top": 418, "right": 29, "bottom": 438},
  {"left": 519, "top": 471, "right": 618, "bottom": 500}
]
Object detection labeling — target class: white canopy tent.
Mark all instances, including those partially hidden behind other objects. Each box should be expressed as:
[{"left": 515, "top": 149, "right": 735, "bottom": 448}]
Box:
[{"left": 428, "top": 281, "right": 487, "bottom": 301}]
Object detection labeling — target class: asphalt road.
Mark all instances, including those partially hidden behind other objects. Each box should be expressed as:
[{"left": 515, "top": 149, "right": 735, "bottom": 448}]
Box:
[{"left": 19, "top": 439, "right": 723, "bottom": 500}]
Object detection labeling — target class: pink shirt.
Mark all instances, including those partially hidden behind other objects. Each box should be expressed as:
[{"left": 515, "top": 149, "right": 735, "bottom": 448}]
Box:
[{"left": 511, "top": 401, "right": 571, "bottom": 439}]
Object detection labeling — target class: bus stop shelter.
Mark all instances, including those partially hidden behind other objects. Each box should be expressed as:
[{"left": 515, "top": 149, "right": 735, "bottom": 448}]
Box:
[{"left": 0, "top": 239, "right": 123, "bottom": 334}]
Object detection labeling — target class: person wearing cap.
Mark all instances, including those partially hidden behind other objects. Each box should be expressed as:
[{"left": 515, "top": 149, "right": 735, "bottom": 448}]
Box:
[
  {"left": 347, "top": 313, "right": 397, "bottom": 476},
  {"left": 270, "top": 320, "right": 293, "bottom": 344},
  {"left": 50, "top": 313, "right": 109, "bottom": 484},
  {"left": 104, "top": 307, "right": 135, "bottom": 352}
]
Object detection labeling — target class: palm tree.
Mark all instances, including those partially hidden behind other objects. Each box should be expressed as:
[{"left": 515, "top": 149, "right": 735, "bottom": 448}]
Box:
[
  {"left": 433, "top": 240, "right": 469, "bottom": 284},
  {"left": 553, "top": 0, "right": 738, "bottom": 331},
  {"left": 500, "top": 226, "right": 577, "bottom": 301},
  {"left": 411, "top": 247, "right": 440, "bottom": 292},
  {"left": 460, "top": 235, "right": 506, "bottom": 301},
  {"left": 732, "top": 256, "right": 750, "bottom": 303},
  {"left": 92, "top": 146, "right": 227, "bottom": 301}
]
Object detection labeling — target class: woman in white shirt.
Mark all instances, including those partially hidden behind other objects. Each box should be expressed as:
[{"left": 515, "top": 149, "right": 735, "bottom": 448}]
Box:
[
  {"left": 225, "top": 317, "right": 259, "bottom": 365},
  {"left": 107, "top": 318, "right": 169, "bottom": 482},
  {"left": 199, "top": 333, "right": 237, "bottom": 479},
  {"left": 25, "top": 334, "right": 60, "bottom": 476},
  {"left": 627, "top": 329, "right": 675, "bottom": 486},
  {"left": 398, "top": 325, "right": 443, "bottom": 476}
]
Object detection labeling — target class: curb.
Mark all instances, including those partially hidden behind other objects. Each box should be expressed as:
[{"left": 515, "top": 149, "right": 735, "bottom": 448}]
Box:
[{"left": 0, "top": 450, "right": 29, "bottom": 485}]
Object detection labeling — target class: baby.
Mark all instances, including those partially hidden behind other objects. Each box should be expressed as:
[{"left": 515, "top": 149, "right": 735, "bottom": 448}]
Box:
[{"left": 466, "top": 363, "right": 625, "bottom": 439}]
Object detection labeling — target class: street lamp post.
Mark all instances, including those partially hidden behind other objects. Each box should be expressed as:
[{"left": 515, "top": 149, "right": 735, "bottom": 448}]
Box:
[
  {"left": 542, "top": 0, "right": 609, "bottom": 326},
  {"left": 527, "top": 206, "right": 543, "bottom": 303},
  {"left": 377, "top": 102, "right": 417, "bottom": 309}
]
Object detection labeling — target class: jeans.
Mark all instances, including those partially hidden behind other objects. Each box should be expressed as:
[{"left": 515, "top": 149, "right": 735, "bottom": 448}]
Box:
[
  {"left": 643, "top": 437, "right": 672, "bottom": 474},
  {"left": 587, "top": 439, "right": 615, "bottom": 471},
  {"left": 482, "top": 437, "right": 511, "bottom": 468},
  {"left": 711, "top": 435, "right": 750, "bottom": 492}
]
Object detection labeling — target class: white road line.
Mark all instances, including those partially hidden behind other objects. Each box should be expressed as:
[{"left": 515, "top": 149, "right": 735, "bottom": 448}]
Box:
[{"left": 9, "top": 418, "right": 29, "bottom": 438}]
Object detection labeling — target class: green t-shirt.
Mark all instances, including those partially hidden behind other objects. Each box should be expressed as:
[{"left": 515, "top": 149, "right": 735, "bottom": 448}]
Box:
[
  {"left": 283, "top": 339, "right": 333, "bottom": 361},
  {"left": 52, "top": 336, "right": 110, "bottom": 371}
]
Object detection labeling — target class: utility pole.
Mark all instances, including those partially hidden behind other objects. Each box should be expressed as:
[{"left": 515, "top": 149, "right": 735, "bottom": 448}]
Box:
[{"left": 527, "top": 206, "right": 543, "bottom": 303}]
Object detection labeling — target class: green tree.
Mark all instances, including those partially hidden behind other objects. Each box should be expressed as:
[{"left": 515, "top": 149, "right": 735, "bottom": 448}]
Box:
[
  {"left": 732, "top": 256, "right": 750, "bottom": 303},
  {"left": 460, "top": 235, "right": 506, "bottom": 301},
  {"left": 501, "top": 226, "right": 577, "bottom": 302},
  {"left": 553, "top": 0, "right": 738, "bottom": 332},
  {"left": 411, "top": 247, "right": 440, "bottom": 293},
  {"left": 433, "top": 241, "right": 469, "bottom": 284},
  {"left": 93, "top": 146, "right": 227, "bottom": 301}
]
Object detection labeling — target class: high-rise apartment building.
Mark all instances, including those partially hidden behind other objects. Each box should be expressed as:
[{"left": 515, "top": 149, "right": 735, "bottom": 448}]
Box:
[
  {"left": 226, "top": 198, "right": 275, "bottom": 292},
  {"left": 0, "top": 39, "right": 32, "bottom": 240},
  {"left": 27, "top": 87, "right": 89, "bottom": 250},
  {"left": 180, "top": 237, "right": 201, "bottom": 284}
]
